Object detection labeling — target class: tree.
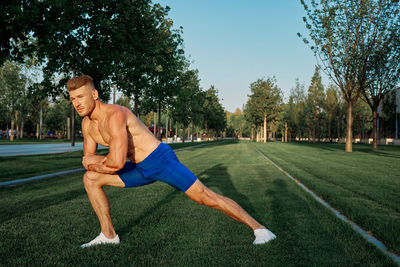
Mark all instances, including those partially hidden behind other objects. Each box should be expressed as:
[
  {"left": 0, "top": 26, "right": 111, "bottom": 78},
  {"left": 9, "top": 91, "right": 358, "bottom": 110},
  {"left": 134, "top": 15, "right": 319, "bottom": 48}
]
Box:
[
  {"left": 112, "top": 2, "right": 184, "bottom": 117},
  {"left": 44, "top": 97, "right": 70, "bottom": 137},
  {"left": 306, "top": 66, "right": 325, "bottom": 142},
  {"left": 170, "top": 69, "right": 203, "bottom": 143},
  {"left": 361, "top": 2, "right": 400, "bottom": 149},
  {"left": 202, "top": 86, "right": 226, "bottom": 140},
  {"left": 0, "top": 61, "right": 27, "bottom": 141},
  {"left": 246, "top": 77, "right": 282, "bottom": 142},
  {"left": 299, "top": 0, "right": 395, "bottom": 152},
  {"left": 325, "top": 84, "right": 342, "bottom": 142},
  {"left": 116, "top": 95, "right": 133, "bottom": 110},
  {"left": 226, "top": 108, "right": 249, "bottom": 138}
]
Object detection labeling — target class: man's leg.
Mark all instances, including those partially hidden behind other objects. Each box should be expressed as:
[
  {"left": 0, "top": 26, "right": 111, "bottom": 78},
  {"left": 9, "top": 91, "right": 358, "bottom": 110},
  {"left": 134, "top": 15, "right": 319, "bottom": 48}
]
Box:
[
  {"left": 82, "top": 171, "right": 125, "bottom": 246},
  {"left": 185, "top": 179, "right": 276, "bottom": 244}
]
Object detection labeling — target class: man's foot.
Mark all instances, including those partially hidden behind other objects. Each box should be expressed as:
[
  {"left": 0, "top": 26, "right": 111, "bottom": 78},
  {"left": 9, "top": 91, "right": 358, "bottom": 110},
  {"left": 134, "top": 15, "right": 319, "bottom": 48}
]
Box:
[
  {"left": 81, "top": 232, "right": 120, "bottom": 248},
  {"left": 253, "top": 228, "right": 276, "bottom": 245}
]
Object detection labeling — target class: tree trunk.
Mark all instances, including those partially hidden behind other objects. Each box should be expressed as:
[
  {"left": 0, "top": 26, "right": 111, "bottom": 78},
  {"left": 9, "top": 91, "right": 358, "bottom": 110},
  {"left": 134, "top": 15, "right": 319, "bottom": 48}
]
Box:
[
  {"left": 157, "top": 102, "right": 162, "bottom": 140},
  {"left": 10, "top": 118, "right": 15, "bottom": 141},
  {"left": 372, "top": 108, "right": 378, "bottom": 150},
  {"left": 205, "top": 120, "right": 208, "bottom": 141},
  {"left": 328, "top": 116, "right": 332, "bottom": 142},
  {"left": 263, "top": 114, "right": 267, "bottom": 143},
  {"left": 71, "top": 106, "right": 75, "bottom": 146},
  {"left": 256, "top": 127, "right": 259, "bottom": 142},
  {"left": 191, "top": 122, "right": 194, "bottom": 142},
  {"left": 337, "top": 116, "right": 341, "bottom": 143},
  {"left": 36, "top": 123, "right": 39, "bottom": 139},
  {"left": 67, "top": 117, "right": 71, "bottom": 139},
  {"left": 345, "top": 101, "right": 353, "bottom": 152},
  {"left": 40, "top": 108, "right": 43, "bottom": 140},
  {"left": 285, "top": 121, "right": 288, "bottom": 143},
  {"left": 15, "top": 111, "right": 19, "bottom": 139},
  {"left": 20, "top": 119, "right": 24, "bottom": 139},
  {"left": 153, "top": 112, "right": 156, "bottom": 136},
  {"left": 312, "top": 114, "right": 316, "bottom": 143},
  {"left": 182, "top": 125, "right": 185, "bottom": 143},
  {"left": 166, "top": 116, "right": 169, "bottom": 139}
]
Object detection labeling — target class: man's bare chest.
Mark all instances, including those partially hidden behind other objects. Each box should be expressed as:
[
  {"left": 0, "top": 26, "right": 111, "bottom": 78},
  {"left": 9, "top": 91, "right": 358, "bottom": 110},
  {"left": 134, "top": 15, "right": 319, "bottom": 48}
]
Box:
[{"left": 87, "top": 122, "right": 110, "bottom": 147}]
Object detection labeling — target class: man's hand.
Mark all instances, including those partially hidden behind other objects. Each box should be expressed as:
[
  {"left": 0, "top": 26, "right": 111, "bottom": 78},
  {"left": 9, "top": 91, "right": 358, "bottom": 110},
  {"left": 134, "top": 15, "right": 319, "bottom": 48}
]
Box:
[
  {"left": 87, "top": 163, "right": 119, "bottom": 174},
  {"left": 83, "top": 154, "right": 120, "bottom": 174},
  {"left": 82, "top": 155, "right": 106, "bottom": 170}
]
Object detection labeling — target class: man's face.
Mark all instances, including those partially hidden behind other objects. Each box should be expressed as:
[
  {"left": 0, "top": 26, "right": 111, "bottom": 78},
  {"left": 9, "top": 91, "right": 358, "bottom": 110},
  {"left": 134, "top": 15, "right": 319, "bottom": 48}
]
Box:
[{"left": 69, "top": 85, "right": 98, "bottom": 117}]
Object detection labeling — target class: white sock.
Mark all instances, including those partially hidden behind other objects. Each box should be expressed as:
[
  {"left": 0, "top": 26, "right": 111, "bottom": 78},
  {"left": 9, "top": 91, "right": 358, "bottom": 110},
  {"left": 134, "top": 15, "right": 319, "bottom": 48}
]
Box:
[
  {"left": 253, "top": 228, "right": 276, "bottom": 245},
  {"left": 81, "top": 232, "right": 120, "bottom": 248}
]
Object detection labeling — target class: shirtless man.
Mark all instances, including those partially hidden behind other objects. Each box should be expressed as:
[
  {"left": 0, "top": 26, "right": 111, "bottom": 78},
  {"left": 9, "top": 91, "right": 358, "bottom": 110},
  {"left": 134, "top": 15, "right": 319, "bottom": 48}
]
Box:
[{"left": 67, "top": 75, "right": 276, "bottom": 248}]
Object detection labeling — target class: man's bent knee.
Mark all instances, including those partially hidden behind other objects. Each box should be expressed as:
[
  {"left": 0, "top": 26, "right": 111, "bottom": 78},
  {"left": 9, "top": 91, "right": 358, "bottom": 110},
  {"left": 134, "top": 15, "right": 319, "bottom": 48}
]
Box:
[{"left": 83, "top": 171, "right": 102, "bottom": 187}]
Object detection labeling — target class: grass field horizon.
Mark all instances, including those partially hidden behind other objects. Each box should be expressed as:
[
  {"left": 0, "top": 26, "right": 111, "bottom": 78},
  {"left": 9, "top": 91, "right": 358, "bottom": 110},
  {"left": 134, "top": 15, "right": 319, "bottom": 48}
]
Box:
[{"left": 0, "top": 141, "right": 397, "bottom": 266}]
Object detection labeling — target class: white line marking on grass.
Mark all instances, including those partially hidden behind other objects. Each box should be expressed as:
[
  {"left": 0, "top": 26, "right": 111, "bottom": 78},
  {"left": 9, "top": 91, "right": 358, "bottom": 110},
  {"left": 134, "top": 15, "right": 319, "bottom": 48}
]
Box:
[
  {"left": 255, "top": 148, "right": 400, "bottom": 265},
  {"left": 0, "top": 168, "right": 85, "bottom": 188}
]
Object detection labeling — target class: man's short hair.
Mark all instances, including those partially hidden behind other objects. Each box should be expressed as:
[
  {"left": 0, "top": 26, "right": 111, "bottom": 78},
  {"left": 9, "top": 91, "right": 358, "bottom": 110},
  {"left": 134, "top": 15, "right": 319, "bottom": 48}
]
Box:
[{"left": 66, "top": 75, "right": 94, "bottom": 92}]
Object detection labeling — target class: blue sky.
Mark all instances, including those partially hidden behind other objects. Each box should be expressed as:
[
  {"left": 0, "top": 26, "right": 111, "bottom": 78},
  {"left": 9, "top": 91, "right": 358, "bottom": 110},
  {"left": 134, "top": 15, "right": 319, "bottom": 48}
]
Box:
[{"left": 157, "top": 0, "right": 328, "bottom": 112}]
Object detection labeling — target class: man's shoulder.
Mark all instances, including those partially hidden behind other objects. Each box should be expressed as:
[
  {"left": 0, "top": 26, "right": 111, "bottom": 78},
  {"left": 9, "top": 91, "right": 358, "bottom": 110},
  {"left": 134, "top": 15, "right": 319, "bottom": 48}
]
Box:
[{"left": 105, "top": 104, "right": 131, "bottom": 119}]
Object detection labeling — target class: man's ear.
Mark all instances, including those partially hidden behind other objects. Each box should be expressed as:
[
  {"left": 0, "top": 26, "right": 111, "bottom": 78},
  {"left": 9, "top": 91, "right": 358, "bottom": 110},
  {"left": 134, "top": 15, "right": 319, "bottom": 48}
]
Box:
[{"left": 92, "top": 89, "right": 99, "bottom": 100}]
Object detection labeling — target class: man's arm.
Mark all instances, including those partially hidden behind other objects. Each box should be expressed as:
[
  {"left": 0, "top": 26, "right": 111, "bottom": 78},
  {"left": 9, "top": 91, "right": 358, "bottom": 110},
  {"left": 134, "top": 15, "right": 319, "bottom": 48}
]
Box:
[
  {"left": 82, "top": 117, "right": 119, "bottom": 174},
  {"left": 102, "top": 109, "right": 128, "bottom": 169},
  {"left": 86, "top": 109, "right": 128, "bottom": 174}
]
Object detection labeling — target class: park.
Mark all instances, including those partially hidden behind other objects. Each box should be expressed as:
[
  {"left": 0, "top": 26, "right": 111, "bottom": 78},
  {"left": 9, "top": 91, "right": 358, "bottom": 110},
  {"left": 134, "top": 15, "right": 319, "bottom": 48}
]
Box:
[{"left": 1, "top": 1, "right": 400, "bottom": 266}]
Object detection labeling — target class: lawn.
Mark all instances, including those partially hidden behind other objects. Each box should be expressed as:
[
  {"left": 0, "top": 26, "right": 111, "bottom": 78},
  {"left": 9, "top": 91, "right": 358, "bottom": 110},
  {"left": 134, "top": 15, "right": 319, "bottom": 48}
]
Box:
[
  {"left": 0, "top": 141, "right": 395, "bottom": 266},
  {"left": 254, "top": 141, "right": 400, "bottom": 255},
  {"left": 0, "top": 141, "right": 219, "bottom": 183}
]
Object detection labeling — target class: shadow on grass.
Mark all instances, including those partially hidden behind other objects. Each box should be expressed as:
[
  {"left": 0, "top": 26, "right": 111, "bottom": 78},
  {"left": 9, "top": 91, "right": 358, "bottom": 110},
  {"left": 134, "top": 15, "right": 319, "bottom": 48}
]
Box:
[
  {"left": 285, "top": 141, "right": 400, "bottom": 158},
  {"left": 0, "top": 187, "right": 87, "bottom": 224},
  {"left": 118, "top": 162, "right": 258, "bottom": 237},
  {"left": 199, "top": 163, "right": 257, "bottom": 218}
]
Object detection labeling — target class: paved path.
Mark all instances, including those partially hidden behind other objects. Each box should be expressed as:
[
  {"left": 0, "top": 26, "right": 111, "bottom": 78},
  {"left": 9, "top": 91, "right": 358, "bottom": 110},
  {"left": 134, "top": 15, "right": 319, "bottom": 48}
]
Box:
[{"left": 0, "top": 143, "right": 108, "bottom": 157}]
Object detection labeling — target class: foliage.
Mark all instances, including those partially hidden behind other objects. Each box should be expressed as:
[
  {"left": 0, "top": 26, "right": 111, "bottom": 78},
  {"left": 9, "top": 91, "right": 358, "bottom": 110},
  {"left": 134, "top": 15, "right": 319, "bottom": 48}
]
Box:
[
  {"left": 170, "top": 69, "right": 203, "bottom": 129},
  {"left": 0, "top": 0, "right": 185, "bottom": 104},
  {"left": 43, "top": 97, "right": 71, "bottom": 135},
  {"left": 245, "top": 77, "right": 282, "bottom": 135},
  {"left": 226, "top": 108, "right": 250, "bottom": 137},
  {"left": 0, "top": 61, "right": 26, "bottom": 130},
  {"left": 202, "top": 86, "right": 226, "bottom": 136},
  {"left": 303, "top": 67, "right": 326, "bottom": 141},
  {"left": 299, "top": 0, "right": 399, "bottom": 151}
]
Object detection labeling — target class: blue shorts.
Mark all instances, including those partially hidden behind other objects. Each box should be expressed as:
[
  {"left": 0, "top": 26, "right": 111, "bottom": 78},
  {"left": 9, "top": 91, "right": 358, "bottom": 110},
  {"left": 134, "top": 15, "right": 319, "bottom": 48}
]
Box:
[{"left": 117, "top": 143, "right": 197, "bottom": 192}]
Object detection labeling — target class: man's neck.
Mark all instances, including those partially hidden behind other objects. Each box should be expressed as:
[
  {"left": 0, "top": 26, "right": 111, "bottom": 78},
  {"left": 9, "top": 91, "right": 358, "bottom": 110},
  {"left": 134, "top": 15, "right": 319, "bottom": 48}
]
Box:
[{"left": 88, "top": 100, "right": 104, "bottom": 122}]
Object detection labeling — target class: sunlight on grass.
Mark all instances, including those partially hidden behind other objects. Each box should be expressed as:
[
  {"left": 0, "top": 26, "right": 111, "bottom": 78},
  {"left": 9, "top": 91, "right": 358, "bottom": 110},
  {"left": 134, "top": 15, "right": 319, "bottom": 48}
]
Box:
[{"left": 0, "top": 141, "right": 396, "bottom": 266}]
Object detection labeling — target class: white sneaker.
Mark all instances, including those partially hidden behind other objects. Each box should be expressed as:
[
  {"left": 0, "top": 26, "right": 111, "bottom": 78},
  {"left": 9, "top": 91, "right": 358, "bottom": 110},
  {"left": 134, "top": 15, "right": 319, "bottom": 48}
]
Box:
[
  {"left": 81, "top": 232, "right": 120, "bottom": 248},
  {"left": 253, "top": 228, "right": 276, "bottom": 245}
]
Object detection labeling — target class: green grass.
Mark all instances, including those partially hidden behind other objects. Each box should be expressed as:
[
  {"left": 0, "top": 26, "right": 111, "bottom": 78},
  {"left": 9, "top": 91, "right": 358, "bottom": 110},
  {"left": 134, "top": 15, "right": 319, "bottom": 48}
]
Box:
[
  {"left": 0, "top": 142, "right": 396, "bottom": 266},
  {"left": 254, "top": 141, "right": 400, "bottom": 255},
  {"left": 0, "top": 141, "right": 221, "bottom": 182}
]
